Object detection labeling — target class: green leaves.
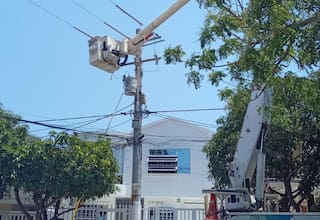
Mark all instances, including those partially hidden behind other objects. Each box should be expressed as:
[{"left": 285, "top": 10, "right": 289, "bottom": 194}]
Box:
[
  {"left": 164, "top": 0, "right": 320, "bottom": 88},
  {"left": 0, "top": 106, "right": 119, "bottom": 218},
  {"left": 205, "top": 73, "right": 320, "bottom": 210},
  {"left": 163, "top": 45, "right": 186, "bottom": 64},
  {"left": 0, "top": 107, "right": 28, "bottom": 199},
  {"left": 208, "top": 71, "right": 226, "bottom": 86}
]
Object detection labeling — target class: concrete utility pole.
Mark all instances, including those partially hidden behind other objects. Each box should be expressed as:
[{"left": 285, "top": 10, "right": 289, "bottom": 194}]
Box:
[
  {"left": 88, "top": 2, "right": 190, "bottom": 220},
  {"left": 130, "top": 46, "right": 143, "bottom": 220}
]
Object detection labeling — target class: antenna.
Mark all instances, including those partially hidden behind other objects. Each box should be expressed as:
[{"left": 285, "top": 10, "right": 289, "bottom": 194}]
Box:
[
  {"left": 72, "top": 0, "right": 129, "bottom": 38},
  {"left": 108, "top": 0, "right": 143, "bottom": 26}
]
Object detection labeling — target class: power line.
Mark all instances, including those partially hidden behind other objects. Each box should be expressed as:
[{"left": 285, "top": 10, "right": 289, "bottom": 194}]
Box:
[
  {"left": 151, "top": 113, "right": 218, "bottom": 129},
  {"left": 0, "top": 115, "right": 128, "bottom": 139},
  {"left": 108, "top": 119, "right": 132, "bottom": 130},
  {"left": 30, "top": 116, "right": 108, "bottom": 133},
  {"left": 31, "top": 110, "right": 132, "bottom": 123},
  {"left": 145, "top": 107, "right": 225, "bottom": 114},
  {"left": 27, "top": 0, "right": 93, "bottom": 39},
  {"left": 12, "top": 106, "right": 220, "bottom": 123},
  {"left": 71, "top": 116, "right": 108, "bottom": 130},
  {"left": 106, "top": 92, "right": 125, "bottom": 133},
  {"left": 72, "top": 0, "right": 129, "bottom": 38},
  {"left": 144, "top": 137, "right": 211, "bottom": 142}
]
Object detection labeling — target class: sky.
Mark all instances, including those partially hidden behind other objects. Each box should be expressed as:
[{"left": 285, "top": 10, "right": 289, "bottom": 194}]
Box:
[{"left": 1, "top": 0, "right": 228, "bottom": 138}]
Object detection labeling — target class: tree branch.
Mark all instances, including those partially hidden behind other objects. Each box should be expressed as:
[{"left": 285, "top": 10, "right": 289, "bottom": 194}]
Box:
[
  {"left": 268, "top": 186, "right": 286, "bottom": 197},
  {"left": 45, "top": 192, "right": 70, "bottom": 209},
  {"left": 52, "top": 204, "right": 85, "bottom": 220},
  {"left": 236, "top": 0, "right": 244, "bottom": 12},
  {"left": 274, "top": 44, "right": 291, "bottom": 67},
  {"left": 294, "top": 12, "right": 320, "bottom": 28},
  {"left": 222, "top": 5, "right": 242, "bottom": 21},
  {"left": 230, "top": 31, "right": 246, "bottom": 43},
  {"left": 297, "top": 197, "right": 305, "bottom": 207}
]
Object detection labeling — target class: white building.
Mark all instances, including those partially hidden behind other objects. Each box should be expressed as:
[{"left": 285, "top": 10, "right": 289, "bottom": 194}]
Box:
[{"left": 119, "top": 118, "right": 214, "bottom": 198}]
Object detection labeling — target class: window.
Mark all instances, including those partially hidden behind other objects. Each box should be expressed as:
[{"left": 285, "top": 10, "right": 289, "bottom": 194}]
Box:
[
  {"left": 148, "top": 149, "right": 190, "bottom": 174},
  {"left": 112, "top": 147, "right": 124, "bottom": 183}
]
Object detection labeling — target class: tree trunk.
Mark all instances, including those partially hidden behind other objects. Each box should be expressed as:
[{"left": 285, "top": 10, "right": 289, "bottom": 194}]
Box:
[
  {"left": 279, "top": 196, "right": 290, "bottom": 212},
  {"left": 35, "top": 211, "right": 42, "bottom": 220},
  {"left": 42, "top": 208, "right": 48, "bottom": 220},
  {"left": 52, "top": 199, "right": 61, "bottom": 220},
  {"left": 308, "top": 194, "right": 315, "bottom": 211},
  {"left": 40, "top": 198, "right": 48, "bottom": 220},
  {"left": 284, "top": 178, "right": 300, "bottom": 212},
  {"left": 14, "top": 188, "right": 33, "bottom": 220}
]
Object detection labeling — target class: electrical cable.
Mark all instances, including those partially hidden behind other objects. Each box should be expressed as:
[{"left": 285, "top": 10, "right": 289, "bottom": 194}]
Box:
[
  {"left": 30, "top": 116, "right": 108, "bottom": 133},
  {"left": 145, "top": 107, "right": 225, "bottom": 114},
  {"left": 108, "top": 119, "right": 132, "bottom": 130},
  {"left": 143, "top": 133, "right": 212, "bottom": 140},
  {"left": 71, "top": 0, "right": 129, "bottom": 38},
  {"left": 27, "top": 0, "right": 93, "bottom": 39},
  {"left": 30, "top": 111, "right": 130, "bottom": 123},
  {"left": 150, "top": 113, "right": 218, "bottom": 129},
  {"left": 72, "top": 116, "right": 109, "bottom": 130},
  {"left": 0, "top": 115, "right": 128, "bottom": 139},
  {"left": 105, "top": 93, "right": 124, "bottom": 133}
]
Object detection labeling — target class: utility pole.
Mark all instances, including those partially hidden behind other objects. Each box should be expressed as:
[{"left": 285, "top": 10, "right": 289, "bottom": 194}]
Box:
[
  {"left": 88, "top": 2, "right": 190, "bottom": 220},
  {"left": 130, "top": 44, "right": 143, "bottom": 220}
]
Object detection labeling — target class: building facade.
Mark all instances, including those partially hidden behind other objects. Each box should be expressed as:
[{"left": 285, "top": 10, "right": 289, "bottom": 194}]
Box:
[{"left": 114, "top": 118, "right": 214, "bottom": 199}]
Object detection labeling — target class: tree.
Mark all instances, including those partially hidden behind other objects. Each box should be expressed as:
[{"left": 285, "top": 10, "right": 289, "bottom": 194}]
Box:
[
  {"left": 165, "top": 0, "right": 320, "bottom": 89},
  {"left": 203, "top": 73, "right": 320, "bottom": 211},
  {"left": 264, "top": 73, "right": 320, "bottom": 211},
  {"left": 164, "top": 0, "right": 320, "bottom": 212},
  {"left": 0, "top": 107, "right": 119, "bottom": 220},
  {"left": 0, "top": 105, "right": 28, "bottom": 198}
]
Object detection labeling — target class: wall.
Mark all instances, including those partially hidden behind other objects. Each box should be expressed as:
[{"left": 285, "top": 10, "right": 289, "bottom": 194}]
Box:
[{"left": 122, "top": 119, "right": 214, "bottom": 198}]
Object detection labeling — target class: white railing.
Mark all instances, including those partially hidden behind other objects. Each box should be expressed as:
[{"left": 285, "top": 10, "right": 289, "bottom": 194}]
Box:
[
  {"left": 77, "top": 207, "right": 205, "bottom": 220},
  {"left": 0, "top": 208, "right": 204, "bottom": 220},
  {"left": 2, "top": 209, "right": 320, "bottom": 220},
  {"left": 1, "top": 211, "right": 36, "bottom": 220}
]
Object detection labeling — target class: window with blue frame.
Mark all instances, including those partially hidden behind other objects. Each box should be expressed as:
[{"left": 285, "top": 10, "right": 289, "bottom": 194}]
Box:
[{"left": 148, "top": 148, "right": 190, "bottom": 174}]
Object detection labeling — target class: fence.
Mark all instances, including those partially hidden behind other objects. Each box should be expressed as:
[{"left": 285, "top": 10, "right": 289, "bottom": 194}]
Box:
[
  {"left": 0, "top": 207, "right": 205, "bottom": 220},
  {"left": 0, "top": 211, "right": 36, "bottom": 220},
  {"left": 76, "top": 207, "right": 205, "bottom": 220},
  {"left": 2, "top": 209, "right": 320, "bottom": 220}
]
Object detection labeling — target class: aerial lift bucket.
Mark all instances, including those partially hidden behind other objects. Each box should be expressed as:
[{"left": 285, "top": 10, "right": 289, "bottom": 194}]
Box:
[{"left": 205, "top": 193, "right": 219, "bottom": 220}]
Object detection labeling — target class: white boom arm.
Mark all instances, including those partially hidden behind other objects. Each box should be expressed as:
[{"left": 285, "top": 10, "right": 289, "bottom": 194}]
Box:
[
  {"left": 228, "top": 87, "right": 272, "bottom": 190},
  {"left": 212, "top": 87, "right": 273, "bottom": 212},
  {"left": 89, "top": 0, "right": 189, "bottom": 73},
  {"left": 128, "top": 0, "right": 189, "bottom": 55},
  {"left": 202, "top": 87, "right": 272, "bottom": 216}
]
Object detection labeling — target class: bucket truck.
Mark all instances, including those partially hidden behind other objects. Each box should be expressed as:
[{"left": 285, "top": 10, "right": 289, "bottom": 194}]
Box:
[
  {"left": 203, "top": 86, "right": 273, "bottom": 216},
  {"left": 88, "top": 0, "right": 189, "bottom": 73}
]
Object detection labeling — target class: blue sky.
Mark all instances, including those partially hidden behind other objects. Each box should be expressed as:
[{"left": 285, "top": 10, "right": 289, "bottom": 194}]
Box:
[{"left": 1, "top": 0, "right": 227, "bottom": 137}]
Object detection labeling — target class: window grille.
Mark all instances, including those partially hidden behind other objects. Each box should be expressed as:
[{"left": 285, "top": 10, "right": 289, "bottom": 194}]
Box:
[{"left": 147, "top": 155, "right": 178, "bottom": 173}]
